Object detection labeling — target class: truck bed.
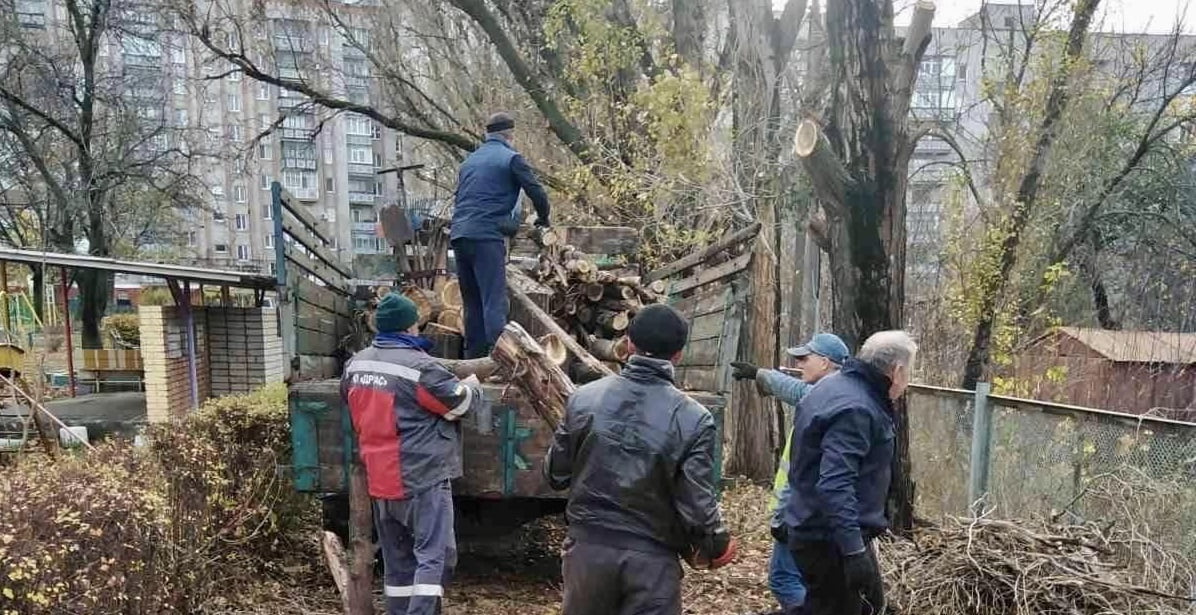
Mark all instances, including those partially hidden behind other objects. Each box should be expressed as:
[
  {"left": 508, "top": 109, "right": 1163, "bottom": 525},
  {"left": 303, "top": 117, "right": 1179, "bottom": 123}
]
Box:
[{"left": 290, "top": 380, "right": 725, "bottom": 498}]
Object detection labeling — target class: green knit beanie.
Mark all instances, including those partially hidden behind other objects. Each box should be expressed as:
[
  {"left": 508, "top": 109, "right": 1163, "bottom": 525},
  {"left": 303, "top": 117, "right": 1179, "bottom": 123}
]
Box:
[{"left": 375, "top": 293, "right": 420, "bottom": 333}]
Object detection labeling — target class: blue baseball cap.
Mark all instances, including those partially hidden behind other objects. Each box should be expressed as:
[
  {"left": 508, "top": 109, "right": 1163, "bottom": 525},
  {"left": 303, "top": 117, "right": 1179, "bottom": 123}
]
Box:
[{"left": 786, "top": 332, "right": 850, "bottom": 365}]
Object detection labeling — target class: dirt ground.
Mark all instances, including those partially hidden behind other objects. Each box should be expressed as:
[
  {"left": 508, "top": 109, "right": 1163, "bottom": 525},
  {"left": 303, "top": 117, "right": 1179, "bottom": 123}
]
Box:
[{"left": 227, "top": 484, "right": 780, "bottom": 615}]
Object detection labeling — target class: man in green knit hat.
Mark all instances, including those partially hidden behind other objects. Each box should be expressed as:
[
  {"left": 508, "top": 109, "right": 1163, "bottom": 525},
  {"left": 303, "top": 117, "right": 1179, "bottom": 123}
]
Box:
[
  {"left": 731, "top": 332, "right": 850, "bottom": 615},
  {"left": 342, "top": 293, "right": 483, "bottom": 615}
]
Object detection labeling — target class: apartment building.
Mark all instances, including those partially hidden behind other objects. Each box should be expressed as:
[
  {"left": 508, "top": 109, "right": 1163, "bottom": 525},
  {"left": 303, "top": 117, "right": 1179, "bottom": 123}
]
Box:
[{"left": 8, "top": 0, "right": 402, "bottom": 275}]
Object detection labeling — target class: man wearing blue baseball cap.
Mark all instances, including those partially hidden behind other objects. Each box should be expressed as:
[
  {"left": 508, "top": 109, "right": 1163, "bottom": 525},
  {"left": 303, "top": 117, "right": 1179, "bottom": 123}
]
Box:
[{"left": 731, "top": 332, "right": 850, "bottom": 615}]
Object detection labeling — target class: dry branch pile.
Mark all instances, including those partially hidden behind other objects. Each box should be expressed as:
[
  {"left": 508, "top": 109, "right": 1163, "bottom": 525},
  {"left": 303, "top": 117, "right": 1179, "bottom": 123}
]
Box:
[
  {"left": 521, "top": 229, "right": 665, "bottom": 370},
  {"left": 879, "top": 516, "right": 1196, "bottom": 615}
]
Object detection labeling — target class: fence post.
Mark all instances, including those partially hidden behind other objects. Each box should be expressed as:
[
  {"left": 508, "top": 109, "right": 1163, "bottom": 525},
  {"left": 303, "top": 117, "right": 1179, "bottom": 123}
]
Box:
[{"left": 967, "top": 381, "right": 993, "bottom": 515}]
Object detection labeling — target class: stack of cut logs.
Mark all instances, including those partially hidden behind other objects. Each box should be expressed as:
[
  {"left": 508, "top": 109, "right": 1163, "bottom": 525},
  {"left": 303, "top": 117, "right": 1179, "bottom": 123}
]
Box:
[
  {"left": 527, "top": 228, "right": 666, "bottom": 371},
  {"left": 401, "top": 279, "right": 465, "bottom": 336}
]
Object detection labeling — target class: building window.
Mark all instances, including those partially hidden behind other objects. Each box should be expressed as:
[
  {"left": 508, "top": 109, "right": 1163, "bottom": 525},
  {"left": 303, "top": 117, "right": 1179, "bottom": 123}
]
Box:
[
  {"left": 235, "top": 213, "right": 248, "bottom": 230},
  {"left": 258, "top": 141, "right": 272, "bottom": 160},
  {"left": 233, "top": 184, "right": 246, "bottom": 202},
  {"left": 236, "top": 244, "right": 250, "bottom": 260},
  {"left": 265, "top": 233, "right": 274, "bottom": 249},
  {"left": 227, "top": 93, "right": 241, "bottom": 112},
  {"left": 211, "top": 185, "right": 225, "bottom": 199},
  {"left": 171, "top": 45, "right": 185, "bottom": 64},
  {"left": 260, "top": 174, "right": 271, "bottom": 190},
  {"left": 326, "top": 177, "right": 334, "bottom": 192},
  {"left": 214, "top": 243, "right": 228, "bottom": 254},
  {"left": 263, "top": 202, "right": 273, "bottom": 219},
  {"left": 347, "top": 145, "right": 370, "bottom": 164},
  {"left": 283, "top": 169, "right": 317, "bottom": 198},
  {"left": 372, "top": 123, "right": 382, "bottom": 140},
  {"left": 346, "top": 114, "right": 371, "bottom": 136},
  {"left": 229, "top": 124, "right": 242, "bottom": 141},
  {"left": 323, "top": 144, "right": 333, "bottom": 164},
  {"left": 373, "top": 152, "right": 382, "bottom": 168},
  {"left": 173, "top": 80, "right": 185, "bottom": 95},
  {"left": 174, "top": 109, "right": 188, "bottom": 127},
  {"left": 257, "top": 83, "right": 270, "bottom": 100},
  {"left": 186, "top": 231, "right": 197, "bottom": 247},
  {"left": 227, "top": 68, "right": 241, "bottom": 81},
  {"left": 212, "top": 210, "right": 226, "bottom": 222}
]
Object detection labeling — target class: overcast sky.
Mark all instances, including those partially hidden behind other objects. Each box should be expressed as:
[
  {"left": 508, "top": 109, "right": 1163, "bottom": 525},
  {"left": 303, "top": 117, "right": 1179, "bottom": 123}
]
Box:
[{"left": 785, "top": 0, "right": 1196, "bottom": 33}]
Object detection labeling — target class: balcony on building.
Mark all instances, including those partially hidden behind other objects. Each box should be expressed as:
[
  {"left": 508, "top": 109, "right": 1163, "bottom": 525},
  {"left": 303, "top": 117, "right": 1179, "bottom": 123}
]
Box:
[
  {"left": 16, "top": 2, "right": 45, "bottom": 29},
  {"left": 277, "top": 89, "right": 307, "bottom": 110},
  {"left": 347, "top": 162, "right": 377, "bottom": 177},
  {"left": 349, "top": 191, "right": 377, "bottom": 205}
]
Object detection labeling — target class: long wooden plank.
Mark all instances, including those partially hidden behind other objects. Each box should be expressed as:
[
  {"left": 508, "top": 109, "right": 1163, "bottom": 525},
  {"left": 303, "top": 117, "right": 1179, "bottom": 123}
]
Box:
[
  {"left": 676, "top": 366, "right": 720, "bottom": 392},
  {"left": 668, "top": 251, "right": 753, "bottom": 295},
  {"left": 688, "top": 311, "right": 729, "bottom": 342},
  {"left": 680, "top": 337, "right": 723, "bottom": 366},
  {"left": 287, "top": 245, "right": 348, "bottom": 293},
  {"left": 283, "top": 218, "right": 352, "bottom": 279},
  {"left": 715, "top": 278, "right": 748, "bottom": 392},
  {"left": 296, "top": 326, "right": 339, "bottom": 355},
  {"left": 279, "top": 188, "right": 334, "bottom": 246},
  {"left": 669, "top": 283, "right": 732, "bottom": 320},
  {"left": 293, "top": 275, "right": 351, "bottom": 317},
  {"left": 646, "top": 222, "right": 761, "bottom": 283}
]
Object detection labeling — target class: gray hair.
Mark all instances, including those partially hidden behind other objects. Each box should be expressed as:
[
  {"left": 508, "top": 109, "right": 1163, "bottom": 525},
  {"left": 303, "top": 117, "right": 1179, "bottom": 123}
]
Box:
[{"left": 857, "top": 330, "right": 918, "bottom": 376}]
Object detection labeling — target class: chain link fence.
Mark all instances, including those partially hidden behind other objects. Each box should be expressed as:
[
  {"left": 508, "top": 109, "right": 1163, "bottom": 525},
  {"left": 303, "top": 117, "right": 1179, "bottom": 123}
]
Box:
[{"left": 908, "top": 384, "right": 1196, "bottom": 557}]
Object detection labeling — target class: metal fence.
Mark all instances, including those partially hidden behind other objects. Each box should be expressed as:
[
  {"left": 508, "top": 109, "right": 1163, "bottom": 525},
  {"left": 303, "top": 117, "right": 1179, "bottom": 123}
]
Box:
[{"left": 907, "top": 384, "right": 1196, "bottom": 556}]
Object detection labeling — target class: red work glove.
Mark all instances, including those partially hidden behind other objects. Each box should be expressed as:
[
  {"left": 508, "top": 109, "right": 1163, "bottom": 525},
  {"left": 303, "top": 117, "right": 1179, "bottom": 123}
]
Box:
[{"left": 709, "top": 536, "right": 738, "bottom": 570}]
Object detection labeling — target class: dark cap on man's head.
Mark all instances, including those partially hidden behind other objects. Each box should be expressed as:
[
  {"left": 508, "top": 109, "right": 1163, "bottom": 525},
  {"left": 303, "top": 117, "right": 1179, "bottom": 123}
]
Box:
[
  {"left": 627, "top": 304, "right": 689, "bottom": 358},
  {"left": 485, "top": 112, "right": 515, "bottom": 133}
]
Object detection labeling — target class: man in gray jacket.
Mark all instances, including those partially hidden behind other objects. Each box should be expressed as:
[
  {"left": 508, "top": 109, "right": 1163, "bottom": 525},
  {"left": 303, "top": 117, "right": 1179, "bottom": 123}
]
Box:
[
  {"left": 546, "top": 304, "right": 737, "bottom": 615},
  {"left": 341, "top": 293, "right": 484, "bottom": 615}
]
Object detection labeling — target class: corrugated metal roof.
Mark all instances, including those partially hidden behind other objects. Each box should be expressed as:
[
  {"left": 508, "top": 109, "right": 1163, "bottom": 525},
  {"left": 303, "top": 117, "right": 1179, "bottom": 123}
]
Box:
[
  {"left": 0, "top": 247, "right": 276, "bottom": 290},
  {"left": 1054, "top": 326, "right": 1196, "bottom": 364}
]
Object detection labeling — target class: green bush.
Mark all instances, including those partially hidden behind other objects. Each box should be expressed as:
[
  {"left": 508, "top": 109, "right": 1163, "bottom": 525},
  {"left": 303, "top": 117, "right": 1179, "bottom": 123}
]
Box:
[
  {"left": 0, "top": 384, "right": 314, "bottom": 614},
  {"left": 138, "top": 286, "right": 173, "bottom": 306},
  {"left": 101, "top": 313, "right": 140, "bottom": 348}
]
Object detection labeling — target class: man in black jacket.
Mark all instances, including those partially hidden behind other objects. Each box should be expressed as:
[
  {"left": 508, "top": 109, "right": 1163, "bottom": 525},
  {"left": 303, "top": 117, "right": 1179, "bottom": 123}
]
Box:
[
  {"left": 782, "top": 330, "right": 917, "bottom": 615},
  {"left": 545, "top": 304, "right": 737, "bottom": 615}
]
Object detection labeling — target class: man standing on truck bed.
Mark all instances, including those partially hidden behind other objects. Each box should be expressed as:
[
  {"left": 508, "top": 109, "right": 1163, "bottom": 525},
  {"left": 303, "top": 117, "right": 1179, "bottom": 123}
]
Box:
[
  {"left": 545, "top": 303, "right": 738, "bottom": 615},
  {"left": 341, "top": 293, "right": 484, "bottom": 615},
  {"left": 730, "top": 332, "right": 850, "bottom": 615},
  {"left": 451, "top": 111, "right": 551, "bottom": 359}
]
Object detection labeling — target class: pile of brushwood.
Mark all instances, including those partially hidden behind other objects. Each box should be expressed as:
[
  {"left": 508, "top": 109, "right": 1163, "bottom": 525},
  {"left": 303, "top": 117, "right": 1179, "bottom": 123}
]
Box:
[{"left": 879, "top": 515, "right": 1196, "bottom": 614}]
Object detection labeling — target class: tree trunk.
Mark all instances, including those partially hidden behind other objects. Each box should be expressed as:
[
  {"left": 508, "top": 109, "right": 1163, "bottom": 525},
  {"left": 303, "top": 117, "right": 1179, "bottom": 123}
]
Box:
[
  {"left": 960, "top": 0, "right": 1101, "bottom": 389},
  {"left": 30, "top": 264, "right": 44, "bottom": 322},
  {"left": 76, "top": 269, "right": 109, "bottom": 349}
]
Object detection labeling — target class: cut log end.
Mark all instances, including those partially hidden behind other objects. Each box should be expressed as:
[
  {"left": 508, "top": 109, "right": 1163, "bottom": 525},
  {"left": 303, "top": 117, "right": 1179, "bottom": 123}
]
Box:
[
  {"left": 440, "top": 279, "right": 463, "bottom": 310},
  {"left": 436, "top": 308, "right": 463, "bottom": 333},
  {"left": 794, "top": 119, "right": 820, "bottom": 158},
  {"left": 539, "top": 334, "right": 569, "bottom": 366}
]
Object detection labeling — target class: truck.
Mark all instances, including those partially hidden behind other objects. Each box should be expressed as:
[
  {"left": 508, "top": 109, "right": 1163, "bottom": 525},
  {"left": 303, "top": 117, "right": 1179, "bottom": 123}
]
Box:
[{"left": 270, "top": 186, "right": 761, "bottom": 535}]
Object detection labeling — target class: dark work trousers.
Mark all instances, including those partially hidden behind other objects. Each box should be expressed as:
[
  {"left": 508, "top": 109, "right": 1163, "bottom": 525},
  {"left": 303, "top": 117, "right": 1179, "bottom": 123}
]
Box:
[
  {"left": 790, "top": 540, "right": 883, "bottom": 615},
  {"left": 373, "top": 481, "right": 457, "bottom": 615},
  {"left": 452, "top": 238, "right": 509, "bottom": 358},
  {"left": 561, "top": 538, "right": 682, "bottom": 615}
]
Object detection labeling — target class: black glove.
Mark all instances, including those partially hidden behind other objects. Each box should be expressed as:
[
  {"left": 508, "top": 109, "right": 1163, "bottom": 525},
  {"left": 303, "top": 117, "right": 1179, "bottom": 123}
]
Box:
[
  {"left": 769, "top": 523, "right": 788, "bottom": 545},
  {"left": 842, "top": 549, "right": 881, "bottom": 591},
  {"left": 534, "top": 218, "right": 551, "bottom": 228},
  {"left": 730, "top": 361, "right": 759, "bottom": 381}
]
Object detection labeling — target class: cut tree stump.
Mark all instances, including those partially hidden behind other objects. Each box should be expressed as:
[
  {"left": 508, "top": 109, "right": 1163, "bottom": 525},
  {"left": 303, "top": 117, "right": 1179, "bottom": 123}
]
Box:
[
  {"left": 437, "top": 308, "right": 463, "bottom": 333},
  {"left": 440, "top": 279, "right": 462, "bottom": 310},
  {"left": 403, "top": 286, "right": 442, "bottom": 327},
  {"left": 490, "top": 322, "right": 575, "bottom": 429},
  {"left": 539, "top": 334, "right": 568, "bottom": 366}
]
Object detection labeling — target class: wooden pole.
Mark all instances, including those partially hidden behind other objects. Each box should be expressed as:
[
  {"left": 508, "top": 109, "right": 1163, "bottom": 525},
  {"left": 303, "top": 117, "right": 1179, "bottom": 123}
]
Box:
[
  {"left": 1, "top": 261, "right": 10, "bottom": 334},
  {"left": 346, "top": 462, "right": 376, "bottom": 614},
  {"left": 59, "top": 267, "right": 75, "bottom": 398}
]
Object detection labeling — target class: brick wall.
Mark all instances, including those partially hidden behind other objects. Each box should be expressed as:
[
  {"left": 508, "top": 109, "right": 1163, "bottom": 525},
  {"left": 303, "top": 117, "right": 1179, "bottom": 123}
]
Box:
[
  {"left": 141, "top": 305, "right": 286, "bottom": 423},
  {"left": 208, "top": 308, "right": 285, "bottom": 396},
  {"left": 140, "top": 306, "right": 210, "bottom": 423}
]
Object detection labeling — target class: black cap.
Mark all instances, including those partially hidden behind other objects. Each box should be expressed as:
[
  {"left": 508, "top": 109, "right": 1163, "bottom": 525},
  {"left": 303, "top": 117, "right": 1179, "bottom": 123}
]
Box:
[
  {"left": 628, "top": 304, "right": 689, "bottom": 358},
  {"left": 485, "top": 111, "right": 515, "bottom": 133}
]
